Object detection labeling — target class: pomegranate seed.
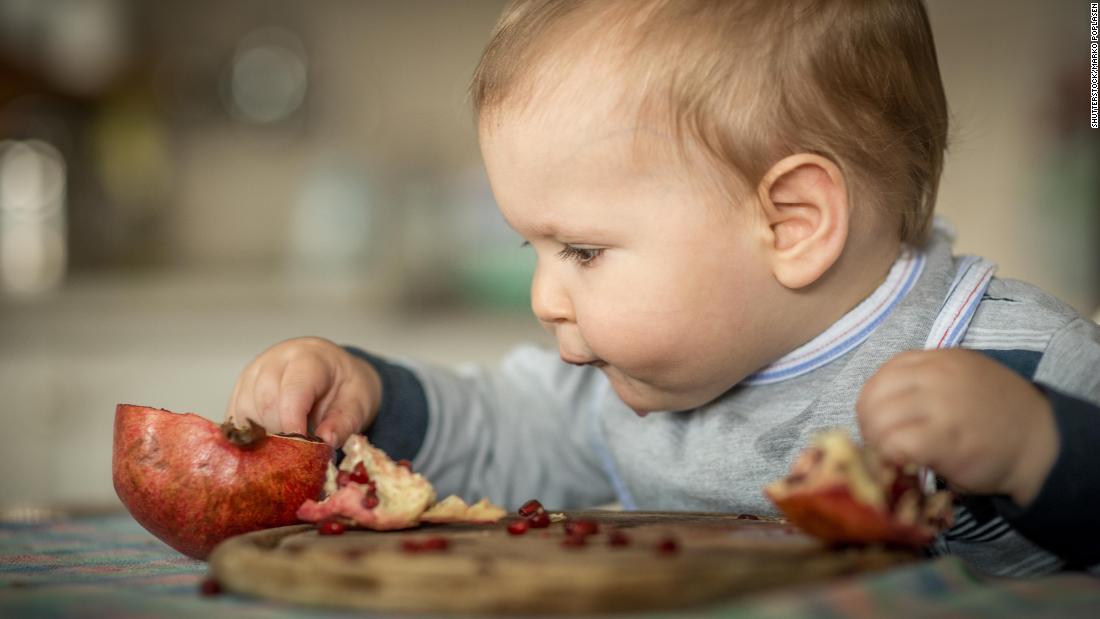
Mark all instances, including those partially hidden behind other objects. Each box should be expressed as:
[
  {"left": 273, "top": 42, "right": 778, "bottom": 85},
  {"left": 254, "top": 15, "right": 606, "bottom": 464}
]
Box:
[
  {"left": 518, "top": 499, "right": 544, "bottom": 517},
  {"left": 336, "top": 470, "right": 352, "bottom": 487},
  {"left": 507, "top": 520, "right": 529, "bottom": 535},
  {"left": 401, "top": 537, "right": 449, "bottom": 553},
  {"left": 608, "top": 530, "right": 630, "bottom": 547},
  {"left": 656, "top": 537, "right": 679, "bottom": 555},
  {"left": 528, "top": 512, "right": 551, "bottom": 528},
  {"left": 199, "top": 577, "right": 222, "bottom": 596},
  {"left": 562, "top": 534, "right": 587, "bottom": 548},
  {"left": 348, "top": 462, "right": 370, "bottom": 484},
  {"left": 566, "top": 519, "right": 599, "bottom": 536},
  {"left": 421, "top": 536, "right": 449, "bottom": 551},
  {"left": 362, "top": 494, "right": 380, "bottom": 509},
  {"left": 318, "top": 520, "right": 346, "bottom": 536},
  {"left": 396, "top": 459, "right": 413, "bottom": 471}
]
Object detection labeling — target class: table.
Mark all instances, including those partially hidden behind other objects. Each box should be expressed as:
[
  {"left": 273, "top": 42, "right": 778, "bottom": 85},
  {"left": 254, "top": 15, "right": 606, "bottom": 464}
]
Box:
[{"left": 3, "top": 513, "right": 1100, "bottom": 618}]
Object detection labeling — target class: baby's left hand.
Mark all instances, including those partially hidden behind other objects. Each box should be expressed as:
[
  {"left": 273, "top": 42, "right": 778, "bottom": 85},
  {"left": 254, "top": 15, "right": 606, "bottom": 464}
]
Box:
[{"left": 856, "top": 349, "right": 1058, "bottom": 507}]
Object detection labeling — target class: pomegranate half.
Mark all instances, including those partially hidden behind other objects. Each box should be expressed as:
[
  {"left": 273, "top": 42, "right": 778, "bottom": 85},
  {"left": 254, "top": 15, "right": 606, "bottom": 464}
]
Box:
[
  {"left": 113, "top": 404, "right": 331, "bottom": 559},
  {"left": 765, "top": 430, "right": 953, "bottom": 548}
]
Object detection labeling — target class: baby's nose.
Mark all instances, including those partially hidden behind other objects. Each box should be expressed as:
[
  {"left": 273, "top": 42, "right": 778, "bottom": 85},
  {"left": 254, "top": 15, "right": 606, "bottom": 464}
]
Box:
[{"left": 530, "top": 264, "right": 574, "bottom": 325}]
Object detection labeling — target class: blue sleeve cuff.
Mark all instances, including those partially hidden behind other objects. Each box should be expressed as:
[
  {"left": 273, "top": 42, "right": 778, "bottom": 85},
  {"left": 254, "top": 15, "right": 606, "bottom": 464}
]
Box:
[
  {"left": 993, "top": 385, "right": 1100, "bottom": 569},
  {"left": 343, "top": 346, "right": 430, "bottom": 463}
]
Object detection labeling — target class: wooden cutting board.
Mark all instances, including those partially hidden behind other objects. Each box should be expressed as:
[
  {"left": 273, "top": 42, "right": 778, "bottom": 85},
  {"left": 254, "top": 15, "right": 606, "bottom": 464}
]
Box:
[{"left": 208, "top": 511, "right": 916, "bottom": 614}]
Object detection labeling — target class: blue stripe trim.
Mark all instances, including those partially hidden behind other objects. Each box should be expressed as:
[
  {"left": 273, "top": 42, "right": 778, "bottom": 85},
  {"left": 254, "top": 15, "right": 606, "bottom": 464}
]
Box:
[
  {"left": 941, "top": 266, "right": 995, "bottom": 347},
  {"left": 744, "top": 253, "right": 924, "bottom": 384},
  {"left": 938, "top": 255, "right": 980, "bottom": 314}
]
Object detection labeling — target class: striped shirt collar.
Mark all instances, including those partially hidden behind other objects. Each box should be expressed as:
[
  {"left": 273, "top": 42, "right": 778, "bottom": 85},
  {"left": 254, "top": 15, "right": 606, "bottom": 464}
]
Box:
[{"left": 742, "top": 247, "right": 926, "bottom": 386}]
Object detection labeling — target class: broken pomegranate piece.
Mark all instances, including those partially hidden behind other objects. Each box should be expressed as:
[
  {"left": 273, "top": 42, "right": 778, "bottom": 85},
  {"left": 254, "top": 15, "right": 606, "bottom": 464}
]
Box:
[
  {"left": 296, "top": 435, "right": 506, "bottom": 530},
  {"left": 297, "top": 435, "right": 435, "bottom": 530},
  {"left": 764, "top": 430, "right": 953, "bottom": 548}
]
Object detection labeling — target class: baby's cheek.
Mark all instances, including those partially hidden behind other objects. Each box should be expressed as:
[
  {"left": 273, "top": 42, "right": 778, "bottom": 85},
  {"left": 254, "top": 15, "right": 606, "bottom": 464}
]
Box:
[{"left": 585, "top": 302, "right": 696, "bottom": 374}]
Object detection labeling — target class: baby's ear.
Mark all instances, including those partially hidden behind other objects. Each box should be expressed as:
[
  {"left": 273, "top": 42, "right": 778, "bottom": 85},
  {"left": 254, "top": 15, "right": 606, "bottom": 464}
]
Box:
[{"left": 757, "top": 154, "right": 849, "bottom": 289}]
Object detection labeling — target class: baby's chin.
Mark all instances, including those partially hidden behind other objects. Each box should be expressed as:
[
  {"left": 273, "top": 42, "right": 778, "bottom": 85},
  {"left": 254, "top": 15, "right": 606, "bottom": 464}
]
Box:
[{"left": 602, "top": 366, "right": 717, "bottom": 415}]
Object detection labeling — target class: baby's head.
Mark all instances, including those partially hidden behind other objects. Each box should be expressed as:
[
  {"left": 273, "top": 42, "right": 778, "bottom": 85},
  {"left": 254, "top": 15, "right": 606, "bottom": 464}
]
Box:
[{"left": 471, "top": 0, "right": 948, "bottom": 414}]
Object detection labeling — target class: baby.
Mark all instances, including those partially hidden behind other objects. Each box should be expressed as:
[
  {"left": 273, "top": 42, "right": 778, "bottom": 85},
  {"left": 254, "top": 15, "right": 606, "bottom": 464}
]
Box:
[{"left": 227, "top": 0, "right": 1099, "bottom": 576}]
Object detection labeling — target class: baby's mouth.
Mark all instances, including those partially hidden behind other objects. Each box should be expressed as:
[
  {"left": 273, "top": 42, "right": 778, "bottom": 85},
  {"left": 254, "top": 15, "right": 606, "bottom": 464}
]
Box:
[{"left": 560, "top": 355, "right": 607, "bottom": 368}]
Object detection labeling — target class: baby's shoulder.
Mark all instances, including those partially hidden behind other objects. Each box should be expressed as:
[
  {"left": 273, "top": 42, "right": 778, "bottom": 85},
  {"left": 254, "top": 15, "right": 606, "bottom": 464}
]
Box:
[{"left": 963, "top": 277, "right": 1086, "bottom": 353}]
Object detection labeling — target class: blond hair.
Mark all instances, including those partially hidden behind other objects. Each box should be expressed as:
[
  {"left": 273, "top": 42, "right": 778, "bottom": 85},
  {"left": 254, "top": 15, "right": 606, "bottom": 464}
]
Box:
[{"left": 470, "top": 0, "right": 948, "bottom": 245}]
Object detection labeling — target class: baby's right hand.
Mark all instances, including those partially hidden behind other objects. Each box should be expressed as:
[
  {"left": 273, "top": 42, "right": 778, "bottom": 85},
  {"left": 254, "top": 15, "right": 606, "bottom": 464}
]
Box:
[{"left": 225, "top": 337, "right": 382, "bottom": 448}]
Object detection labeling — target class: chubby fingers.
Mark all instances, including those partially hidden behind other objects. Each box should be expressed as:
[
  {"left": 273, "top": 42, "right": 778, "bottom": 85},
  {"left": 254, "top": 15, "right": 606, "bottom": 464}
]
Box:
[
  {"left": 313, "top": 356, "right": 380, "bottom": 448},
  {"left": 856, "top": 351, "right": 957, "bottom": 468},
  {"left": 275, "top": 360, "right": 328, "bottom": 437},
  {"left": 314, "top": 405, "right": 362, "bottom": 449},
  {"left": 226, "top": 361, "right": 263, "bottom": 427},
  {"left": 856, "top": 352, "right": 925, "bottom": 443}
]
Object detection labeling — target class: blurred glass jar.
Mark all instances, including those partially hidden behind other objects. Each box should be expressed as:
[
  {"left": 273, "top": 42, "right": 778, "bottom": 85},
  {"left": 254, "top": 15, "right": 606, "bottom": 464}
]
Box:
[{"left": 0, "top": 139, "right": 67, "bottom": 298}]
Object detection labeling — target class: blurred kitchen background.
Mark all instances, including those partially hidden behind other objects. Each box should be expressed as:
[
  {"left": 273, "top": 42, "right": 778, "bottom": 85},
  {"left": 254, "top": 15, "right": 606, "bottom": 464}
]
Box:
[{"left": 0, "top": 0, "right": 1096, "bottom": 512}]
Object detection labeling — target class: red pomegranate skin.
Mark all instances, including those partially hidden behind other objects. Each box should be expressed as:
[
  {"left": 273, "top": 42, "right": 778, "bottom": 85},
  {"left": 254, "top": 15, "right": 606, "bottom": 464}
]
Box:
[
  {"left": 112, "top": 404, "right": 331, "bottom": 560},
  {"left": 765, "top": 484, "right": 937, "bottom": 548}
]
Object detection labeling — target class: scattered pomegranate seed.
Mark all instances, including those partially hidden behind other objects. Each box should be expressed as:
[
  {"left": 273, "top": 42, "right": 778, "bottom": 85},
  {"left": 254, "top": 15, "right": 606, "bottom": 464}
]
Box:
[
  {"left": 656, "top": 537, "right": 679, "bottom": 555},
  {"left": 396, "top": 459, "right": 413, "bottom": 471},
  {"left": 608, "top": 530, "right": 630, "bottom": 547},
  {"left": 362, "top": 494, "right": 380, "bottom": 509},
  {"left": 318, "top": 520, "right": 346, "bottom": 536},
  {"left": 401, "top": 537, "right": 449, "bottom": 553},
  {"left": 561, "top": 534, "right": 587, "bottom": 548},
  {"left": 507, "top": 520, "right": 529, "bottom": 535},
  {"left": 336, "top": 470, "right": 352, "bottom": 487},
  {"left": 565, "top": 519, "right": 599, "bottom": 536},
  {"left": 349, "top": 462, "right": 371, "bottom": 484},
  {"left": 421, "top": 536, "right": 449, "bottom": 551},
  {"left": 528, "top": 512, "right": 551, "bottom": 528},
  {"left": 199, "top": 577, "right": 222, "bottom": 596},
  {"left": 518, "top": 499, "right": 544, "bottom": 517}
]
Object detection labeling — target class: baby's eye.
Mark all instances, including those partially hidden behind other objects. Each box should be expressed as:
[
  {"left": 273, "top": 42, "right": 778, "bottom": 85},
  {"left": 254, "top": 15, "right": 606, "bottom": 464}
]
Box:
[{"left": 557, "top": 245, "right": 603, "bottom": 267}]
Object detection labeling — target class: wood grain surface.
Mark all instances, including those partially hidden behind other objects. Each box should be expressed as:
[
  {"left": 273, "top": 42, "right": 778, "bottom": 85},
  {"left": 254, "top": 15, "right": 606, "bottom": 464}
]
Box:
[{"left": 208, "top": 511, "right": 917, "bottom": 614}]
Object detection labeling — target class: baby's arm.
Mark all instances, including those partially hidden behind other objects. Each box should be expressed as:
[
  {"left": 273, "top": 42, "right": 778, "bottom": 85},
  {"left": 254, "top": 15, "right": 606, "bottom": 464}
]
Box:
[
  {"left": 857, "top": 317, "right": 1100, "bottom": 573},
  {"left": 345, "top": 344, "right": 618, "bottom": 510}
]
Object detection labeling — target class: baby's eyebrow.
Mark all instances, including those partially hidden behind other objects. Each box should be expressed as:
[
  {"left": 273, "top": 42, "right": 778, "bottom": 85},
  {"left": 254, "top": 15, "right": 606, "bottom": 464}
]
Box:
[{"left": 525, "top": 220, "right": 615, "bottom": 241}]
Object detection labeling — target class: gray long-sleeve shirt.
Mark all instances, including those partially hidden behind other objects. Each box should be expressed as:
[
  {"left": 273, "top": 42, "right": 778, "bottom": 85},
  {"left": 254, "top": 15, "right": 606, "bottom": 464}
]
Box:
[{"left": 354, "top": 222, "right": 1100, "bottom": 577}]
